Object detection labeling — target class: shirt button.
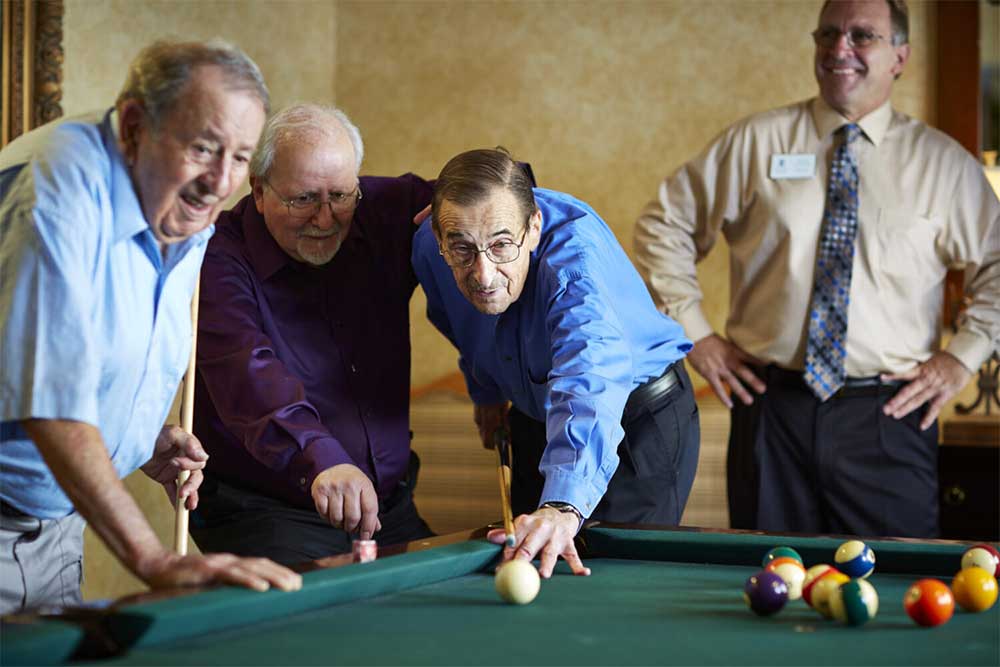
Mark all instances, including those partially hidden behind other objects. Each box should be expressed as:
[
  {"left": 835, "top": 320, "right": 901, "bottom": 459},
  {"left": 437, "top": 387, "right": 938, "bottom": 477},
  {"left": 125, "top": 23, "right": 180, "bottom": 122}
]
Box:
[
  {"left": 299, "top": 477, "right": 306, "bottom": 486},
  {"left": 351, "top": 364, "right": 358, "bottom": 373}
]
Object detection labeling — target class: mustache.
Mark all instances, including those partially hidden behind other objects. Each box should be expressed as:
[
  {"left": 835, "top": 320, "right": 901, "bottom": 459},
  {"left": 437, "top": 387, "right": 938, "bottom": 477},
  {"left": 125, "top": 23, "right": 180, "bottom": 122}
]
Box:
[
  {"left": 297, "top": 224, "right": 340, "bottom": 239},
  {"left": 823, "top": 57, "right": 865, "bottom": 69},
  {"left": 468, "top": 277, "right": 507, "bottom": 291}
]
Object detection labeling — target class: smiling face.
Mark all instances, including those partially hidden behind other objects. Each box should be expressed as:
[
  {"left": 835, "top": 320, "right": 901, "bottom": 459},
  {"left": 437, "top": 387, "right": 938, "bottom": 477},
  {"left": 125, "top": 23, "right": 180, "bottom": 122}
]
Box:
[
  {"left": 814, "top": 0, "right": 909, "bottom": 121},
  {"left": 434, "top": 187, "right": 541, "bottom": 315},
  {"left": 252, "top": 127, "right": 359, "bottom": 266},
  {"left": 120, "top": 65, "right": 266, "bottom": 246}
]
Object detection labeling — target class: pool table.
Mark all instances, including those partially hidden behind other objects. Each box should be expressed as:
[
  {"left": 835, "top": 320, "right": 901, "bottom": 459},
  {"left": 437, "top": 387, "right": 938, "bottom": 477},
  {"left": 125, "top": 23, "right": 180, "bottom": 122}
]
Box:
[{"left": 3, "top": 525, "right": 998, "bottom": 665}]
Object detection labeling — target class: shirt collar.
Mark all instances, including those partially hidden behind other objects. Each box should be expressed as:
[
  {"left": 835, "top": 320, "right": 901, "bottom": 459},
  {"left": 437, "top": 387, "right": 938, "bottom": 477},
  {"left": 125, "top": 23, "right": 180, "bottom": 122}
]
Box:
[
  {"left": 101, "top": 109, "right": 149, "bottom": 244},
  {"left": 811, "top": 96, "right": 893, "bottom": 146}
]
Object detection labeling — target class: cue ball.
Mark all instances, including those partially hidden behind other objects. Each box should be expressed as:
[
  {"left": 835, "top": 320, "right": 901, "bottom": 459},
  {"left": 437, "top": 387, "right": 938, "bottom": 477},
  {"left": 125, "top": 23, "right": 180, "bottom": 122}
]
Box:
[{"left": 495, "top": 560, "right": 541, "bottom": 605}]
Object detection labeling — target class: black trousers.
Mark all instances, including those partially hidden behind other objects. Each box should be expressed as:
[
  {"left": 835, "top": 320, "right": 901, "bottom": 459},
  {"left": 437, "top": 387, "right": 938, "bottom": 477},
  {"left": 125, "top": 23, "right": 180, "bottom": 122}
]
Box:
[
  {"left": 509, "top": 363, "right": 700, "bottom": 525},
  {"left": 727, "top": 365, "right": 939, "bottom": 538},
  {"left": 191, "top": 454, "right": 433, "bottom": 566}
]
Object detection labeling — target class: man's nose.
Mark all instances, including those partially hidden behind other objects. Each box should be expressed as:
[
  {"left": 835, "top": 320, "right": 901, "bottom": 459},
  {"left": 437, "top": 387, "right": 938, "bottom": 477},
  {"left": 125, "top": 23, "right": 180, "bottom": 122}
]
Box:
[
  {"left": 201, "top": 155, "right": 234, "bottom": 199},
  {"left": 311, "top": 201, "right": 337, "bottom": 230},
  {"left": 470, "top": 250, "right": 497, "bottom": 285}
]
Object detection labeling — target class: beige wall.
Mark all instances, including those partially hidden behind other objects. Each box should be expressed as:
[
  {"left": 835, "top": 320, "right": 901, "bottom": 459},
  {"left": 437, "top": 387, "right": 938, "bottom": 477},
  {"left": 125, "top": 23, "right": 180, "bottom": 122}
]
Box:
[
  {"left": 62, "top": 0, "right": 939, "bottom": 601},
  {"left": 336, "top": 0, "right": 935, "bottom": 388}
]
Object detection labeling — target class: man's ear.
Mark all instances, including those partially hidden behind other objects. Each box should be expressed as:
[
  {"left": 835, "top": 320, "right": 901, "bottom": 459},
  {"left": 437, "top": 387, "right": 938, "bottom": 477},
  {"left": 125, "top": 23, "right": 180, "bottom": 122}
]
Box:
[
  {"left": 526, "top": 208, "right": 543, "bottom": 252},
  {"left": 251, "top": 175, "right": 266, "bottom": 212},
  {"left": 117, "top": 100, "right": 147, "bottom": 167},
  {"left": 891, "top": 43, "right": 910, "bottom": 79}
]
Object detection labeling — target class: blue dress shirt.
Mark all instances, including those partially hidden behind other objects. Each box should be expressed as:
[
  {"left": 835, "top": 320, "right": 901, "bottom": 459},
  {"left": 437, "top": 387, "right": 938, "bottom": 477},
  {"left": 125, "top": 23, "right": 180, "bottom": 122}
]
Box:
[
  {"left": 412, "top": 188, "right": 691, "bottom": 516},
  {"left": 0, "top": 110, "right": 210, "bottom": 519}
]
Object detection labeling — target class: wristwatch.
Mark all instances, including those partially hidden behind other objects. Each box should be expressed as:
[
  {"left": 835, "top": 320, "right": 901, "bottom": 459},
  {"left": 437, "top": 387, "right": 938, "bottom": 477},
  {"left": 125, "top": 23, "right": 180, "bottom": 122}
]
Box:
[{"left": 540, "top": 501, "right": 584, "bottom": 532}]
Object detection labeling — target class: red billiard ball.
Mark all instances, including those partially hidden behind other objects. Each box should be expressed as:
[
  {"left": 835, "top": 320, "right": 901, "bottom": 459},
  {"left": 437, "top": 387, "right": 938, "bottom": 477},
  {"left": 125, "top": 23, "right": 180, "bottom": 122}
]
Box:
[
  {"left": 904, "top": 579, "right": 955, "bottom": 627},
  {"left": 744, "top": 570, "right": 788, "bottom": 616},
  {"left": 961, "top": 545, "right": 1000, "bottom": 579}
]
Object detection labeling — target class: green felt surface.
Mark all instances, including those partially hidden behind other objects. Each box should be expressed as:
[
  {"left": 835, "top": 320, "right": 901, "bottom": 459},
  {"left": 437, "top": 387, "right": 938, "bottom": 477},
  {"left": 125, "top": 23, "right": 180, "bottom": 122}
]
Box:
[
  {"left": 1, "top": 617, "right": 84, "bottom": 666},
  {"left": 100, "top": 557, "right": 998, "bottom": 666}
]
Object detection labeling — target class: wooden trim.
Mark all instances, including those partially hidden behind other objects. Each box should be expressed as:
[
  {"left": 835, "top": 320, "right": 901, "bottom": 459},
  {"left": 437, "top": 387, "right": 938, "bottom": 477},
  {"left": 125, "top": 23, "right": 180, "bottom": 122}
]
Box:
[
  {"left": 410, "top": 371, "right": 469, "bottom": 401},
  {"left": 1, "top": 0, "right": 63, "bottom": 148},
  {"left": 935, "top": 0, "right": 980, "bottom": 156},
  {"left": 21, "top": 0, "right": 33, "bottom": 135},
  {"left": 934, "top": 1, "right": 981, "bottom": 333}
]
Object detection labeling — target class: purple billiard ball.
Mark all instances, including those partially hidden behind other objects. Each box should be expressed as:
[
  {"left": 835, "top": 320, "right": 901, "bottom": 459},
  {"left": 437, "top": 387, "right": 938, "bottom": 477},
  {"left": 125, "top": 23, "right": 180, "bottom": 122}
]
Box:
[{"left": 744, "top": 570, "right": 789, "bottom": 616}]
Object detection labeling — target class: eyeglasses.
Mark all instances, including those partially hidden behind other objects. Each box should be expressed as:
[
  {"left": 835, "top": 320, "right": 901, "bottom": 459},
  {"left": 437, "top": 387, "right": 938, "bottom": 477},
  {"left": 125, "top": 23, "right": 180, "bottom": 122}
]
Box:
[
  {"left": 265, "top": 180, "right": 362, "bottom": 219},
  {"left": 811, "top": 27, "right": 887, "bottom": 49},
  {"left": 440, "top": 227, "right": 529, "bottom": 268}
]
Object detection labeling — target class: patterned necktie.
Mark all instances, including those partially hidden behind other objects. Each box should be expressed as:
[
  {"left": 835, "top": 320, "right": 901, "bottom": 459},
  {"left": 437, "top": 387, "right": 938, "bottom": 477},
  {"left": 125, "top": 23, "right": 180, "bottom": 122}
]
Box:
[{"left": 804, "top": 123, "right": 862, "bottom": 401}]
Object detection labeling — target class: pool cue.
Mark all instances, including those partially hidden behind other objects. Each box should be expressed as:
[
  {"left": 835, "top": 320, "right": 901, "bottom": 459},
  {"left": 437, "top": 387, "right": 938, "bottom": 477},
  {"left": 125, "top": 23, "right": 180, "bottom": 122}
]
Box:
[
  {"left": 173, "top": 277, "right": 200, "bottom": 556},
  {"left": 493, "top": 428, "right": 516, "bottom": 548}
]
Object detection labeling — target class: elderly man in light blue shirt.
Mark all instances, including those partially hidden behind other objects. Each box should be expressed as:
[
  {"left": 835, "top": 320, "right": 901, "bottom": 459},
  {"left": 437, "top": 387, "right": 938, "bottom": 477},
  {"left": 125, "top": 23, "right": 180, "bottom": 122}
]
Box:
[
  {"left": 0, "top": 40, "right": 301, "bottom": 614},
  {"left": 412, "top": 148, "right": 699, "bottom": 578}
]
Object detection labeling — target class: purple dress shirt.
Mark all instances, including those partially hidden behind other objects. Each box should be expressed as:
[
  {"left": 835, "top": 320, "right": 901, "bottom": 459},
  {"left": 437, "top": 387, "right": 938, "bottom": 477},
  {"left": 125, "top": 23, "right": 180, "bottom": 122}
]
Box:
[{"left": 194, "top": 174, "right": 433, "bottom": 509}]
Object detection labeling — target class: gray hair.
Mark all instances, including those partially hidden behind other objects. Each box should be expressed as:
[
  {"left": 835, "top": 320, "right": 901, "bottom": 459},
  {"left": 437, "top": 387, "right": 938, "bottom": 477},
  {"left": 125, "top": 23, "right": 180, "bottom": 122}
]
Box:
[
  {"left": 116, "top": 39, "right": 270, "bottom": 129},
  {"left": 431, "top": 148, "right": 537, "bottom": 236},
  {"left": 250, "top": 104, "right": 365, "bottom": 180}
]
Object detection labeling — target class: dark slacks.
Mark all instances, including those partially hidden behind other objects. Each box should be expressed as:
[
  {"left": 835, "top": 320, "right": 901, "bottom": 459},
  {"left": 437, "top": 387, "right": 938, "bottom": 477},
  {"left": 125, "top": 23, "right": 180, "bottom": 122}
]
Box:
[
  {"left": 509, "top": 363, "right": 700, "bottom": 525},
  {"left": 727, "top": 365, "right": 939, "bottom": 538},
  {"left": 191, "top": 454, "right": 433, "bottom": 566}
]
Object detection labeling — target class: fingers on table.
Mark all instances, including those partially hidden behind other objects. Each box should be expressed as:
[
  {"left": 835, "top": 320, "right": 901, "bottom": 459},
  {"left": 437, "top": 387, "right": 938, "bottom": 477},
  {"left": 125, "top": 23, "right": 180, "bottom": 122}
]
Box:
[{"left": 204, "top": 554, "right": 303, "bottom": 592}]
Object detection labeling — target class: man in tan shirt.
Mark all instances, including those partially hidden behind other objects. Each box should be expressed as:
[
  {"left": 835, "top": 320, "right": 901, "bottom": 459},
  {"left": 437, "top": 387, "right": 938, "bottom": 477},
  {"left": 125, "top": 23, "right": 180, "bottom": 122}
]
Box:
[{"left": 634, "top": 0, "right": 999, "bottom": 538}]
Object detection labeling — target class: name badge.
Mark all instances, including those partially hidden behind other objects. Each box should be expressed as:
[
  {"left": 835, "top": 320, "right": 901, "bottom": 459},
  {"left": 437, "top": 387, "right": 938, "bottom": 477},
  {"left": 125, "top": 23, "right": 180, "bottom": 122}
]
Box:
[{"left": 769, "top": 153, "right": 816, "bottom": 180}]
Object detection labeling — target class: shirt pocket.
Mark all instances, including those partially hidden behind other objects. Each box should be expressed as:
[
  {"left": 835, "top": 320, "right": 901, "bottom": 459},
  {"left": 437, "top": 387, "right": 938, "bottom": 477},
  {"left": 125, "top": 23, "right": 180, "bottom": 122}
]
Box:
[{"left": 876, "top": 207, "right": 946, "bottom": 279}]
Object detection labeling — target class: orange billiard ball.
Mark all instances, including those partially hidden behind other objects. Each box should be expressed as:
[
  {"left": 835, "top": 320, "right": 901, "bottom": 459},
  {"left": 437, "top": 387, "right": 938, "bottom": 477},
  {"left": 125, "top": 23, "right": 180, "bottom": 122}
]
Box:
[{"left": 904, "top": 579, "right": 955, "bottom": 627}]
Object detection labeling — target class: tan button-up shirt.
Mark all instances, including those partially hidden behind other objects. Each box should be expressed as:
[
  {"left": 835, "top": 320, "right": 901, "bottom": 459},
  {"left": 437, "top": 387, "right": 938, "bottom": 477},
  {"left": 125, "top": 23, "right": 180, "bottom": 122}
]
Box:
[{"left": 634, "top": 97, "right": 999, "bottom": 377}]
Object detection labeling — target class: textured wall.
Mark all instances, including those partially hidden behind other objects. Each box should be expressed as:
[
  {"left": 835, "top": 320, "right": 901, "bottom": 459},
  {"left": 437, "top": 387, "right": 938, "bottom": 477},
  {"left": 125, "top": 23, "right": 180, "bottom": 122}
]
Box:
[
  {"left": 333, "top": 0, "right": 934, "bottom": 388},
  {"left": 62, "top": 0, "right": 337, "bottom": 601}
]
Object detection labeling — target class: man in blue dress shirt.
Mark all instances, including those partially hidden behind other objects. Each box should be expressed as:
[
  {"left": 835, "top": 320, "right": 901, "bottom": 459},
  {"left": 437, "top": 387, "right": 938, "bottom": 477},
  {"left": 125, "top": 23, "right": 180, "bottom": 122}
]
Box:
[
  {"left": 413, "top": 148, "right": 699, "bottom": 577},
  {"left": 0, "top": 40, "right": 300, "bottom": 614}
]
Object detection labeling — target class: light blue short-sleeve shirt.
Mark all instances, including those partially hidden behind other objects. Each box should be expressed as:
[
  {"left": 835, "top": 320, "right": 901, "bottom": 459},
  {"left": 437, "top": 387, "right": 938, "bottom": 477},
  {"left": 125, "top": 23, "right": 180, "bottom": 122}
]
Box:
[{"left": 0, "top": 110, "right": 211, "bottom": 519}]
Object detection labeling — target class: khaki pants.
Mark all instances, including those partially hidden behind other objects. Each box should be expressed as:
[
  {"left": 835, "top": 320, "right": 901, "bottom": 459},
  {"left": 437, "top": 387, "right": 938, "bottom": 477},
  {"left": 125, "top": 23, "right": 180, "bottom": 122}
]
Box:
[{"left": 0, "top": 504, "right": 85, "bottom": 614}]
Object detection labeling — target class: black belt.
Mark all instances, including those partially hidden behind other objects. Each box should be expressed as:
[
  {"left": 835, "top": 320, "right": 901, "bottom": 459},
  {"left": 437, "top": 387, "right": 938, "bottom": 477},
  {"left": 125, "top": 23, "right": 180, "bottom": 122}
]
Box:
[
  {"left": 624, "top": 362, "right": 681, "bottom": 415},
  {"left": 765, "top": 366, "right": 904, "bottom": 399}
]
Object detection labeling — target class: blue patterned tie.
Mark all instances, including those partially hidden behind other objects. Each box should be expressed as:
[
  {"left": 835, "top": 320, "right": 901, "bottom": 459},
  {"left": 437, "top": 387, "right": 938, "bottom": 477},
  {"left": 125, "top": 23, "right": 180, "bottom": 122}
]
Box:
[{"left": 804, "top": 123, "right": 862, "bottom": 401}]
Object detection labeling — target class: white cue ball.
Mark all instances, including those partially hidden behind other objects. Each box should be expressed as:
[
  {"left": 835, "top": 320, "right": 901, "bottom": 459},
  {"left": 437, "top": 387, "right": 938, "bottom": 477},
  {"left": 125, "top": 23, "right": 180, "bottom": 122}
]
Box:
[{"left": 495, "top": 560, "right": 541, "bottom": 605}]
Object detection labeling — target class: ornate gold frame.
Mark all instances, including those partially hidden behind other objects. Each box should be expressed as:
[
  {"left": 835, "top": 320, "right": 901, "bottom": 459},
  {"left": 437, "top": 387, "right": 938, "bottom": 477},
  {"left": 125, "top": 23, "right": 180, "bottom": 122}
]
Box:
[{"left": 2, "top": 0, "right": 63, "bottom": 148}]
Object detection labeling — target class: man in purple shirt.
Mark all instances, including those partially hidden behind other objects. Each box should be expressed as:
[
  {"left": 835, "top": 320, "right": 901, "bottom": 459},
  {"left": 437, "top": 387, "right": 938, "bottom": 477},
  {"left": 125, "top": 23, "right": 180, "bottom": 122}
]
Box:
[{"left": 191, "top": 104, "right": 434, "bottom": 564}]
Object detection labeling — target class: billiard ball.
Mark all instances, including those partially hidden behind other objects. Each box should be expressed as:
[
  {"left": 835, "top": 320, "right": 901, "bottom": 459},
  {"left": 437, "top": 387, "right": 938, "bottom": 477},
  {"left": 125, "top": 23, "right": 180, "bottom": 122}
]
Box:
[
  {"left": 904, "top": 579, "right": 955, "bottom": 627},
  {"left": 812, "top": 572, "right": 851, "bottom": 619},
  {"left": 495, "top": 560, "right": 540, "bottom": 605},
  {"left": 765, "top": 559, "right": 807, "bottom": 600},
  {"left": 762, "top": 546, "right": 803, "bottom": 568},
  {"left": 952, "top": 567, "right": 998, "bottom": 613},
  {"left": 961, "top": 544, "right": 1000, "bottom": 579},
  {"left": 743, "top": 570, "right": 788, "bottom": 616},
  {"left": 835, "top": 540, "right": 875, "bottom": 579},
  {"left": 802, "top": 564, "right": 843, "bottom": 608},
  {"left": 829, "top": 579, "right": 879, "bottom": 626}
]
